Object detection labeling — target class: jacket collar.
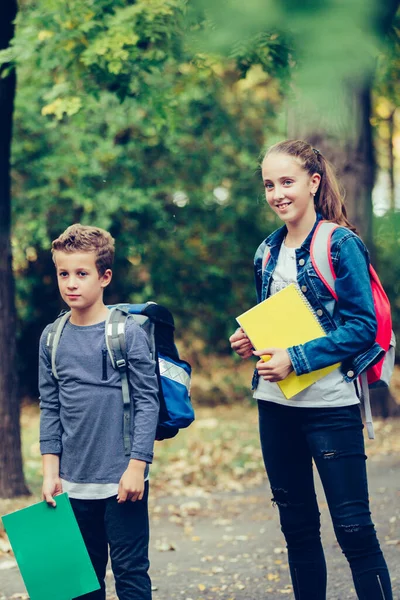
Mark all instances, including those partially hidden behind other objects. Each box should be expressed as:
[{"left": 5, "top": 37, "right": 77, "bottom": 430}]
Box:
[{"left": 265, "top": 213, "right": 323, "bottom": 252}]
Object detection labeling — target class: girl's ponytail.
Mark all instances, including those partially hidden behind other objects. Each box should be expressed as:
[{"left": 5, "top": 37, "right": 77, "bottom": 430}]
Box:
[{"left": 264, "top": 140, "right": 357, "bottom": 233}]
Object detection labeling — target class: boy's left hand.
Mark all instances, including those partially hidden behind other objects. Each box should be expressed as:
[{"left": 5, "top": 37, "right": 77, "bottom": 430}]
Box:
[
  {"left": 117, "top": 459, "right": 146, "bottom": 503},
  {"left": 253, "top": 348, "right": 294, "bottom": 382}
]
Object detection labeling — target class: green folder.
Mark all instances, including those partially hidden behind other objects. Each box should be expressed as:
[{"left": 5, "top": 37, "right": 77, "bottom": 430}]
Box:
[{"left": 1, "top": 493, "right": 100, "bottom": 600}]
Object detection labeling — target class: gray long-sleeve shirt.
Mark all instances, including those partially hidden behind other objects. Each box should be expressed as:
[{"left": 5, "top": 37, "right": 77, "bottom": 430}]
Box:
[{"left": 39, "top": 318, "right": 159, "bottom": 487}]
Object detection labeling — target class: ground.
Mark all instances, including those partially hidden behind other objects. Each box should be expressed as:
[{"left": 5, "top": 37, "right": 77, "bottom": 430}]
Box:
[
  {"left": 0, "top": 407, "right": 399, "bottom": 600},
  {"left": 146, "top": 451, "right": 400, "bottom": 600}
]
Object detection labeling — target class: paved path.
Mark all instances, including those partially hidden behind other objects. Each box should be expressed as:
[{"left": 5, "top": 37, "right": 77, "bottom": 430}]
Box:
[{"left": 1, "top": 453, "right": 399, "bottom": 600}]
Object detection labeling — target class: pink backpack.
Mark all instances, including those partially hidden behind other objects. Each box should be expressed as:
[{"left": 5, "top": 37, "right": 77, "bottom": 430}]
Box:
[{"left": 262, "top": 221, "right": 396, "bottom": 438}]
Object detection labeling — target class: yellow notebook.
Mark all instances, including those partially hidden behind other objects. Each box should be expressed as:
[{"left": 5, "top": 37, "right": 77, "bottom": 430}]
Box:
[{"left": 236, "top": 283, "right": 340, "bottom": 399}]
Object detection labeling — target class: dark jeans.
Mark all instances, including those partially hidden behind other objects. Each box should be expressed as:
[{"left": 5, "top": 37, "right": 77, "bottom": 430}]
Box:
[
  {"left": 258, "top": 401, "right": 392, "bottom": 600},
  {"left": 70, "top": 482, "right": 151, "bottom": 600}
]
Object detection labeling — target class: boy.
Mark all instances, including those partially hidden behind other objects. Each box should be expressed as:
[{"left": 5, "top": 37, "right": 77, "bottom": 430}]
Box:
[{"left": 39, "top": 224, "right": 159, "bottom": 600}]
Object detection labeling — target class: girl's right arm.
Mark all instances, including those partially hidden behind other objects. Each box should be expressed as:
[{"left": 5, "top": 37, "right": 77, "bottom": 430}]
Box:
[{"left": 288, "top": 234, "right": 380, "bottom": 376}]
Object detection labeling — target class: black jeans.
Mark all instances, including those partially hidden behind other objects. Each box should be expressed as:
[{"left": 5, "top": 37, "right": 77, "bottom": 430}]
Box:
[
  {"left": 70, "top": 482, "right": 151, "bottom": 600},
  {"left": 258, "top": 401, "right": 392, "bottom": 600}
]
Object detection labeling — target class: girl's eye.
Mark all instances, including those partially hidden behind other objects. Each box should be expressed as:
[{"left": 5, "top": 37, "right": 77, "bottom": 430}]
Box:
[
  {"left": 265, "top": 182, "right": 273, "bottom": 190},
  {"left": 283, "top": 180, "right": 293, "bottom": 186}
]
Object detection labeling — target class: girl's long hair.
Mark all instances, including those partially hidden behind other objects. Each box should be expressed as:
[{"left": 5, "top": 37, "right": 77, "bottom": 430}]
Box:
[{"left": 264, "top": 139, "right": 357, "bottom": 233}]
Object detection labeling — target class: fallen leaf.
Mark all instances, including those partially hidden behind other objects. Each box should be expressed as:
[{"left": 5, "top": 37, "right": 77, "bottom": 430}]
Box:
[
  {"left": 154, "top": 538, "right": 176, "bottom": 552},
  {"left": 0, "top": 559, "right": 17, "bottom": 570},
  {"left": 0, "top": 538, "right": 11, "bottom": 553}
]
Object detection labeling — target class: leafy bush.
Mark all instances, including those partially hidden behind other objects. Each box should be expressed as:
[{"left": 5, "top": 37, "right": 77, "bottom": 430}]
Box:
[{"left": 374, "top": 211, "right": 400, "bottom": 362}]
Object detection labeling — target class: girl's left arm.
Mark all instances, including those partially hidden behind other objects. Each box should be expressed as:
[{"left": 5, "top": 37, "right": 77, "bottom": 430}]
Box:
[{"left": 287, "top": 234, "right": 379, "bottom": 375}]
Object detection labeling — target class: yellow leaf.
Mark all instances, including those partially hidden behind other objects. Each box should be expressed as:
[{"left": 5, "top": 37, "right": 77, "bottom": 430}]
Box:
[
  {"left": 38, "top": 30, "right": 54, "bottom": 41},
  {"left": 41, "top": 98, "right": 62, "bottom": 117},
  {"left": 198, "top": 584, "right": 206, "bottom": 591},
  {"left": 64, "top": 40, "right": 76, "bottom": 52}
]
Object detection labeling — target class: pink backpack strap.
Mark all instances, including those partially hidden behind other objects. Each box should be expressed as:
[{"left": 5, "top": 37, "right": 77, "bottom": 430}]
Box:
[
  {"left": 262, "top": 246, "right": 271, "bottom": 274},
  {"left": 310, "top": 221, "right": 339, "bottom": 301}
]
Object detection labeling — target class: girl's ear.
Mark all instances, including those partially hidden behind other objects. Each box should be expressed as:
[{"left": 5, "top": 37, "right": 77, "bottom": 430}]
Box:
[
  {"left": 100, "top": 268, "right": 113, "bottom": 288},
  {"left": 310, "top": 172, "right": 321, "bottom": 195}
]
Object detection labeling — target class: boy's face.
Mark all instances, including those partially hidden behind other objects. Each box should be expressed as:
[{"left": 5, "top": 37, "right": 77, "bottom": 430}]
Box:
[{"left": 53, "top": 251, "right": 112, "bottom": 312}]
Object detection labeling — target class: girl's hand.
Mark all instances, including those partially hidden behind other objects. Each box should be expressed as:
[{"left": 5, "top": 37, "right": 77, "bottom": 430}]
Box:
[
  {"left": 229, "top": 328, "right": 253, "bottom": 359},
  {"left": 253, "top": 348, "right": 294, "bottom": 382}
]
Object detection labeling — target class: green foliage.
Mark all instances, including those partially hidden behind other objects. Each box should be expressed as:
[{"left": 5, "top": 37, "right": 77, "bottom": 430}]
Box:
[
  {"left": 1, "top": 0, "right": 186, "bottom": 113},
  {"left": 9, "top": 0, "right": 285, "bottom": 395},
  {"left": 189, "top": 0, "right": 394, "bottom": 132},
  {"left": 374, "top": 212, "right": 400, "bottom": 360},
  {"left": 5, "top": 0, "right": 400, "bottom": 398}
]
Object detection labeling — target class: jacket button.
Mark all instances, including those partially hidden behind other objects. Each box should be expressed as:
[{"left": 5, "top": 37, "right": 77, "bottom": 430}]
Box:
[
  {"left": 347, "top": 370, "right": 355, "bottom": 378},
  {"left": 301, "top": 285, "right": 307, "bottom": 293},
  {"left": 316, "top": 309, "right": 323, "bottom": 317},
  {"left": 299, "top": 258, "right": 305, "bottom": 266}
]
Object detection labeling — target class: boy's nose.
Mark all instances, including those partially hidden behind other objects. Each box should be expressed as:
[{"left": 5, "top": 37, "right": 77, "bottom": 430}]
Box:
[{"left": 67, "top": 279, "right": 78, "bottom": 289}]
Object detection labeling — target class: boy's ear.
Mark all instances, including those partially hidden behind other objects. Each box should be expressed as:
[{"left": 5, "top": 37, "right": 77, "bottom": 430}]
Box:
[{"left": 100, "top": 268, "right": 112, "bottom": 288}]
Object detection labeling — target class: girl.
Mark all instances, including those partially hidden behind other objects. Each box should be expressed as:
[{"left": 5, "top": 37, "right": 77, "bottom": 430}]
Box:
[{"left": 230, "top": 140, "right": 393, "bottom": 599}]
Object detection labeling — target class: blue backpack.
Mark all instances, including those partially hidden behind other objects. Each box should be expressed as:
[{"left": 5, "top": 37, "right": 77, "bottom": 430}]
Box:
[{"left": 46, "top": 302, "right": 194, "bottom": 455}]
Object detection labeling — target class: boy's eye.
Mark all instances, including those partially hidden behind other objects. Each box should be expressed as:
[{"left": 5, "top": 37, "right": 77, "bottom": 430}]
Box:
[
  {"left": 59, "top": 272, "right": 68, "bottom": 278},
  {"left": 78, "top": 271, "right": 88, "bottom": 277}
]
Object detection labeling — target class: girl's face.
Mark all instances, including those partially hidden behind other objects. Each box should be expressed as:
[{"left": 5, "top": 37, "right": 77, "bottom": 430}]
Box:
[{"left": 261, "top": 153, "right": 321, "bottom": 226}]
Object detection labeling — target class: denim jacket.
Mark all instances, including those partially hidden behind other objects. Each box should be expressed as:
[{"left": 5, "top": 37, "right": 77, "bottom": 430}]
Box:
[{"left": 252, "top": 214, "right": 384, "bottom": 389}]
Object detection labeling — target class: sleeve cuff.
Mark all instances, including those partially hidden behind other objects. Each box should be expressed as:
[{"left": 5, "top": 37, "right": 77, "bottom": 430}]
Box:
[
  {"left": 130, "top": 451, "right": 153, "bottom": 464},
  {"left": 287, "top": 345, "right": 312, "bottom": 376},
  {"left": 40, "top": 440, "right": 62, "bottom": 455}
]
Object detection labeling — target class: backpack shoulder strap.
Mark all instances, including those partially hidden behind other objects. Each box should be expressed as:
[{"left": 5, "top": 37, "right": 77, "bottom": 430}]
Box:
[
  {"left": 360, "top": 371, "right": 374, "bottom": 440},
  {"left": 105, "top": 305, "right": 129, "bottom": 369},
  {"left": 310, "top": 221, "right": 339, "bottom": 301},
  {"left": 46, "top": 311, "right": 71, "bottom": 380},
  {"left": 105, "top": 305, "right": 131, "bottom": 456}
]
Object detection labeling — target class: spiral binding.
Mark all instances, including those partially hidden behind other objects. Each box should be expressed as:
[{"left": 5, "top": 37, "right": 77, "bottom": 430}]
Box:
[{"left": 293, "top": 283, "right": 326, "bottom": 334}]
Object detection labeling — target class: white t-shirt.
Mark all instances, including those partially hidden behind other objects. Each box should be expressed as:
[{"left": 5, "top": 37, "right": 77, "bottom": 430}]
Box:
[{"left": 254, "top": 242, "right": 359, "bottom": 408}]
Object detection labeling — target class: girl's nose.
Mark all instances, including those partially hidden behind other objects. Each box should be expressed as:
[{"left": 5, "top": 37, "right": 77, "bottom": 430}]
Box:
[{"left": 273, "top": 186, "right": 284, "bottom": 200}]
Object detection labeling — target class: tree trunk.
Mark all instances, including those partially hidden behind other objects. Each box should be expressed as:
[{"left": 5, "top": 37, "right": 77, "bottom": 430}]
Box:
[
  {"left": 0, "top": 0, "right": 30, "bottom": 497},
  {"left": 388, "top": 108, "right": 396, "bottom": 211},
  {"left": 287, "top": 84, "right": 375, "bottom": 249},
  {"left": 287, "top": 84, "right": 400, "bottom": 419}
]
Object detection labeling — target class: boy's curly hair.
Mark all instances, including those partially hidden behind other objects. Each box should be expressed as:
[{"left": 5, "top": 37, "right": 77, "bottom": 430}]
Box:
[{"left": 51, "top": 224, "right": 115, "bottom": 275}]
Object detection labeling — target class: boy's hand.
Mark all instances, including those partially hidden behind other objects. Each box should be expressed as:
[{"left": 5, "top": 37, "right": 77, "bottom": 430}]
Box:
[
  {"left": 117, "top": 459, "right": 146, "bottom": 503},
  {"left": 253, "top": 348, "right": 293, "bottom": 382},
  {"left": 229, "top": 328, "right": 253, "bottom": 359},
  {"left": 42, "top": 477, "right": 63, "bottom": 507}
]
